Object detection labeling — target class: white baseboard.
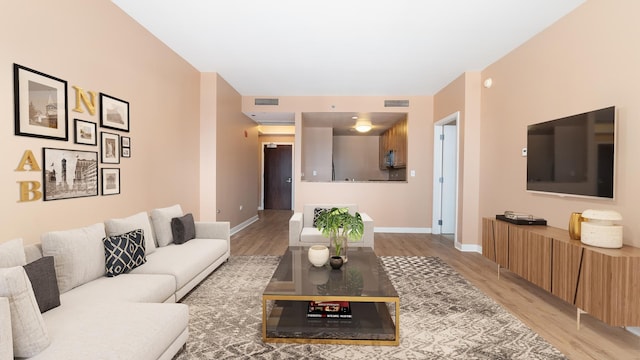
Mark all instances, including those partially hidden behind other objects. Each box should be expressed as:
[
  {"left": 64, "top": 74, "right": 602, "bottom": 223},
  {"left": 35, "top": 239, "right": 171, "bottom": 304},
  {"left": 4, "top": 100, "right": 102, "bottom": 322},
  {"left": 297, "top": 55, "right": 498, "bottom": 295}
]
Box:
[
  {"left": 455, "top": 242, "right": 482, "bottom": 253},
  {"left": 374, "top": 227, "right": 431, "bottom": 234},
  {"left": 626, "top": 326, "right": 640, "bottom": 337},
  {"left": 230, "top": 215, "right": 259, "bottom": 236}
]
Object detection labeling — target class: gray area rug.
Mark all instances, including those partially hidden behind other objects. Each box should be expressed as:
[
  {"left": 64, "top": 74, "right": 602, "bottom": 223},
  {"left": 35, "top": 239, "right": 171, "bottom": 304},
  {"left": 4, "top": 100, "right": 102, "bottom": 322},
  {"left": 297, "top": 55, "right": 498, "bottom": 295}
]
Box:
[{"left": 175, "top": 256, "right": 566, "bottom": 359}]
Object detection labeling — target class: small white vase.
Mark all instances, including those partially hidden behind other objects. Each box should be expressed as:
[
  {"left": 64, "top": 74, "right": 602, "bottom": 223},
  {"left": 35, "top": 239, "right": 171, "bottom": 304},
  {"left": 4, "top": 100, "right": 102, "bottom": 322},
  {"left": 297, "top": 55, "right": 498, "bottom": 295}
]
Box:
[{"left": 308, "top": 245, "right": 330, "bottom": 267}]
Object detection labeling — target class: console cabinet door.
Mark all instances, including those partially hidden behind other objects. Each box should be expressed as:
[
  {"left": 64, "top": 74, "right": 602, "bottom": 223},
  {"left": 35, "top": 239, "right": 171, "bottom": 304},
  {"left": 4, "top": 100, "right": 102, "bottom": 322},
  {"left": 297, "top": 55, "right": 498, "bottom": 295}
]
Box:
[
  {"left": 482, "top": 218, "right": 509, "bottom": 268},
  {"left": 575, "top": 249, "right": 640, "bottom": 326},
  {"left": 525, "top": 232, "right": 552, "bottom": 291},
  {"left": 508, "top": 228, "right": 551, "bottom": 291},
  {"left": 551, "top": 239, "right": 583, "bottom": 304}
]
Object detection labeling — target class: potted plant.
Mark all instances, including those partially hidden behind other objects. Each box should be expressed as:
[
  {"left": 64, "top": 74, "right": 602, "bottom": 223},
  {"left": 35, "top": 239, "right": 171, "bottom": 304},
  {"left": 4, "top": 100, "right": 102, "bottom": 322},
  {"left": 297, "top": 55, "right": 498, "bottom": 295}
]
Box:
[{"left": 315, "top": 207, "right": 364, "bottom": 266}]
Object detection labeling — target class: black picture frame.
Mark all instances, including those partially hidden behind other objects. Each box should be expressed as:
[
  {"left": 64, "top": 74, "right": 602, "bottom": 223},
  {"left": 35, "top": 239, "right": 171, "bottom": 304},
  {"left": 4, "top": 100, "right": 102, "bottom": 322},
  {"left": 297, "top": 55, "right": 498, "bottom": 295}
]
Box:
[
  {"left": 100, "top": 93, "right": 129, "bottom": 132},
  {"left": 42, "top": 148, "right": 98, "bottom": 201},
  {"left": 101, "top": 168, "right": 120, "bottom": 195},
  {"left": 14, "top": 64, "right": 68, "bottom": 141},
  {"left": 121, "top": 147, "right": 131, "bottom": 158},
  {"left": 100, "top": 131, "right": 120, "bottom": 164},
  {"left": 74, "top": 119, "right": 97, "bottom": 146}
]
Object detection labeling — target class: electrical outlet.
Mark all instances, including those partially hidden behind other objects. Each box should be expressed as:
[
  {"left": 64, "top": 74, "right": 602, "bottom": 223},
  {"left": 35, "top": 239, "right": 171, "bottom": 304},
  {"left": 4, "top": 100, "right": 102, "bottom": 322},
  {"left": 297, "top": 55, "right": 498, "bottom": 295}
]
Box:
[{"left": 239, "top": 205, "right": 243, "bottom": 211}]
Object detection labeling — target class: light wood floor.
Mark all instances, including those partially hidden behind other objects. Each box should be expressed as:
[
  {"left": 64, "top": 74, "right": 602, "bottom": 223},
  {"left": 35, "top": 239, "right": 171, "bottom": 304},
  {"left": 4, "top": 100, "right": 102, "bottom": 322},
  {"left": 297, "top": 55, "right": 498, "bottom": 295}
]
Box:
[{"left": 231, "top": 210, "right": 640, "bottom": 359}]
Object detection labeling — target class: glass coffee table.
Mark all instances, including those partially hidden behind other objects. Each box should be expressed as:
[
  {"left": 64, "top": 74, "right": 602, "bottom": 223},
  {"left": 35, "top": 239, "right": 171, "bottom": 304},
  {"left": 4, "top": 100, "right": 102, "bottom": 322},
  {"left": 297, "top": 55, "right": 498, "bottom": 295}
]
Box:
[{"left": 262, "top": 246, "right": 399, "bottom": 346}]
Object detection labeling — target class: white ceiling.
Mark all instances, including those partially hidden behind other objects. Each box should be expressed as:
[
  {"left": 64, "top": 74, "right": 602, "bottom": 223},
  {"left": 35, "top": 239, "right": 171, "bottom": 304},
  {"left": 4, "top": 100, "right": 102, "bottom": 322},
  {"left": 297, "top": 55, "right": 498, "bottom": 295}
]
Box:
[{"left": 112, "top": 0, "right": 585, "bottom": 97}]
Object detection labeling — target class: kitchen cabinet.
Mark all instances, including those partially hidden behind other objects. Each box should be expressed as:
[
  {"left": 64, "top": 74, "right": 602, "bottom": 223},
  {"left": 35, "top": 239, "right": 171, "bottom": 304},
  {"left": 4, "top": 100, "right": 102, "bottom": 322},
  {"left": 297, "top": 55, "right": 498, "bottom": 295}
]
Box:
[{"left": 379, "top": 118, "right": 407, "bottom": 169}]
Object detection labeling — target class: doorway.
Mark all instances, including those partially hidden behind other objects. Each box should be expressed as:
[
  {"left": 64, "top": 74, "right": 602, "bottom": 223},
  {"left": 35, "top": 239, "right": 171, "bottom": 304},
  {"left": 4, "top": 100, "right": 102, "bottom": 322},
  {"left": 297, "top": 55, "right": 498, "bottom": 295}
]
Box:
[
  {"left": 432, "top": 112, "right": 459, "bottom": 241},
  {"left": 263, "top": 143, "right": 293, "bottom": 210}
]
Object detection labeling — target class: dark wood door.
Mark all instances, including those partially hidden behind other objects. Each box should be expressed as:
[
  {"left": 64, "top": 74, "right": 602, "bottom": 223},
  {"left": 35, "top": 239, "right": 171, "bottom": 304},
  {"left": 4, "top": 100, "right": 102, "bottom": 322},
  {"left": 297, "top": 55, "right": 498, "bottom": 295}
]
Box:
[{"left": 264, "top": 144, "right": 292, "bottom": 210}]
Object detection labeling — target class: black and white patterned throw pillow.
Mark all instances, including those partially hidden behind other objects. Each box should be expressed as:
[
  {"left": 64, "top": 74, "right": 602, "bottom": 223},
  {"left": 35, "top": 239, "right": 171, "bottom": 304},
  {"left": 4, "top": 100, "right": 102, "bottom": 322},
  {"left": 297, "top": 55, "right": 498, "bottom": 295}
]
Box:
[{"left": 103, "top": 228, "right": 146, "bottom": 277}]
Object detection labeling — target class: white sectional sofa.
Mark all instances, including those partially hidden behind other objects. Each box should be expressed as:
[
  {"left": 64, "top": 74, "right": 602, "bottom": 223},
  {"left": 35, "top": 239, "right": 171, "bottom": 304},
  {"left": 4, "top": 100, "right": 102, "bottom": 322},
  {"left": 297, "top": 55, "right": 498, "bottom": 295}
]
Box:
[{"left": 0, "top": 204, "right": 230, "bottom": 360}]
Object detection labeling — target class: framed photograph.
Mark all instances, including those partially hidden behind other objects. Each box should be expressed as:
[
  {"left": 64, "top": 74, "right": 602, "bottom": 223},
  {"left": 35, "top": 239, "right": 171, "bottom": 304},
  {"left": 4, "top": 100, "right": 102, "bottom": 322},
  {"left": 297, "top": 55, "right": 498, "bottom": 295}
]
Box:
[
  {"left": 121, "top": 136, "right": 130, "bottom": 148},
  {"left": 101, "top": 168, "right": 120, "bottom": 195},
  {"left": 101, "top": 131, "right": 120, "bottom": 164},
  {"left": 121, "top": 147, "right": 131, "bottom": 158},
  {"left": 100, "top": 93, "right": 129, "bottom": 132},
  {"left": 14, "top": 64, "right": 68, "bottom": 141},
  {"left": 42, "top": 148, "right": 98, "bottom": 201},
  {"left": 74, "top": 119, "right": 97, "bottom": 145}
]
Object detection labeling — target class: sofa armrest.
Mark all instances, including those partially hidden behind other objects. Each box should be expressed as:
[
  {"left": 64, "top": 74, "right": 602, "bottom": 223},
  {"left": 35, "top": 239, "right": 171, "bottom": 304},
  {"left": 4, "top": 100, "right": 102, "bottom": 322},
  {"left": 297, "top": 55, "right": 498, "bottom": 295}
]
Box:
[
  {"left": 359, "top": 212, "right": 375, "bottom": 249},
  {"left": 289, "top": 212, "right": 303, "bottom": 246},
  {"left": 195, "top": 221, "right": 230, "bottom": 241},
  {"left": 0, "top": 297, "right": 12, "bottom": 359}
]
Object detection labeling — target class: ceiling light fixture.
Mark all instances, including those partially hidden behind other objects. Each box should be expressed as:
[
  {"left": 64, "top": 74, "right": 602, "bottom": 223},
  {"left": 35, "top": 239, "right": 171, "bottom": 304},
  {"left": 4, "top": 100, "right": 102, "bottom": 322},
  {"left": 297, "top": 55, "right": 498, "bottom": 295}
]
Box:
[{"left": 355, "top": 119, "right": 372, "bottom": 133}]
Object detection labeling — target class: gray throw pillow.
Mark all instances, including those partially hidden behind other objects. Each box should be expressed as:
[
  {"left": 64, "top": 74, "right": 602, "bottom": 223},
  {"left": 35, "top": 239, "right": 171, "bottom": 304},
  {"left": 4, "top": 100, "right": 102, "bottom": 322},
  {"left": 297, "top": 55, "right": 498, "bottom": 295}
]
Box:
[
  {"left": 171, "top": 213, "right": 196, "bottom": 244},
  {"left": 22, "top": 257, "right": 60, "bottom": 313}
]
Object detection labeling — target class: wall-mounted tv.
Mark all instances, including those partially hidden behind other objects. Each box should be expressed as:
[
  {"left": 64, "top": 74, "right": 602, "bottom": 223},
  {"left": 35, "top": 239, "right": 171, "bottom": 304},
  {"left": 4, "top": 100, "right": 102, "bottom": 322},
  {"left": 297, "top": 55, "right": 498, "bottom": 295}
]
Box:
[{"left": 526, "top": 106, "right": 615, "bottom": 199}]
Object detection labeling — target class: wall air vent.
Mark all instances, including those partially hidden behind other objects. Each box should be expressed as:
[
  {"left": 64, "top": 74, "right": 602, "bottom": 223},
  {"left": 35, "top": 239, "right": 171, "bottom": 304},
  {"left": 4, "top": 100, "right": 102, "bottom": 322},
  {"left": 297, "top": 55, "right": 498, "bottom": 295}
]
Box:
[
  {"left": 384, "top": 99, "right": 410, "bottom": 107},
  {"left": 255, "top": 98, "right": 279, "bottom": 106}
]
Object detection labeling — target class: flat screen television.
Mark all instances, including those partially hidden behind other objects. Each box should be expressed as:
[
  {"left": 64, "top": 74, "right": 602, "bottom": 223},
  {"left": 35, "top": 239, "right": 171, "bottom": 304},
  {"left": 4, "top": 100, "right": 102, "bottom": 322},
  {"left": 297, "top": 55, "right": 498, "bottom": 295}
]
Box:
[{"left": 526, "top": 106, "right": 615, "bottom": 199}]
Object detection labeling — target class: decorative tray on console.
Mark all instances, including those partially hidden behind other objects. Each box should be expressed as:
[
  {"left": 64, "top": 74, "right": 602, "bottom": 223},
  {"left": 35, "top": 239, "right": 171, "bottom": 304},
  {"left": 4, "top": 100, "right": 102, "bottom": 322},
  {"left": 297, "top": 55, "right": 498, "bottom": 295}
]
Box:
[{"left": 496, "top": 214, "right": 547, "bottom": 226}]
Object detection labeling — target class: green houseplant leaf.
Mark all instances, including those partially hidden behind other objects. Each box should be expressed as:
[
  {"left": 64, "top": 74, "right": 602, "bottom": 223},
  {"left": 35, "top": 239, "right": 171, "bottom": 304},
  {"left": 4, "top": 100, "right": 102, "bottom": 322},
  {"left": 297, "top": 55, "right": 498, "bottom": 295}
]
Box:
[{"left": 315, "top": 207, "right": 364, "bottom": 256}]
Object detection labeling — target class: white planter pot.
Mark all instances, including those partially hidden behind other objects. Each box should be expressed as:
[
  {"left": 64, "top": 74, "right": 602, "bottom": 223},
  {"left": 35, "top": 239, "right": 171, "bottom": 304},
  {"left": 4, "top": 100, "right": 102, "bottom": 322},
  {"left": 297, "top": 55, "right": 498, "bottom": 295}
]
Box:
[{"left": 308, "top": 245, "right": 330, "bottom": 267}]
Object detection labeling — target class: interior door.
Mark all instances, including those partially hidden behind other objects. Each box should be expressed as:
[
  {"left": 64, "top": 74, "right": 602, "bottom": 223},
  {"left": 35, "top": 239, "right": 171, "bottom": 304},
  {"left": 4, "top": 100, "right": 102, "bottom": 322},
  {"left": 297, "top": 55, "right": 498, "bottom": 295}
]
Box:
[
  {"left": 264, "top": 144, "right": 292, "bottom": 210},
  {"left": 440, "top": 124, "right": 457, "bottom": 234}
]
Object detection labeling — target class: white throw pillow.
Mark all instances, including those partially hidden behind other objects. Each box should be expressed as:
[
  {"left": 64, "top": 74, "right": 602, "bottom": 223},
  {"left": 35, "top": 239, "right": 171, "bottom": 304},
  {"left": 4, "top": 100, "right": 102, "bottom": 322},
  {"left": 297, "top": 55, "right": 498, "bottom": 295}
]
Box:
[
  {"left": 0, "top": 238, "right": 26, "bottom": 268},
  {"left": 41, "top": 223, "right": 107, "bottom": 294},
  {"left": 104, "top": 212, "right": 157, "bottom": 255},
  {"left": 150, "top": 205, "right": 183, "bottom": 247},
  {"left": 0, "top": 266, "right": 50, "bottom": 357}
]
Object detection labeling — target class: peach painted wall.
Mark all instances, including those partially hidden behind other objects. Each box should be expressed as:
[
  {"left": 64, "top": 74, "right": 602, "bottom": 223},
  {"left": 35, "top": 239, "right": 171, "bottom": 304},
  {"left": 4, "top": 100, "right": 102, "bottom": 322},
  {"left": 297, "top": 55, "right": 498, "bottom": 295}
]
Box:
[
  {"left": 433, "top": 72, "right": 483, "bottom": 247},
  {"left": 215, "top": 76, "right": 260, "bottom": 228},
  {"left": 243, "top": 96, "right": 434, "bottom": 230},
  {"left": 0, "top": 0, "right": 201, "bottom": 245},
  {"left": 200, "top": 73, "right": 218, "bottom": 221},
  {"left": 480, "top": 0, "right": 640, "bottom": 246},
  {"left": 333, "top": 136, "right": 388, "bottom": 181}
]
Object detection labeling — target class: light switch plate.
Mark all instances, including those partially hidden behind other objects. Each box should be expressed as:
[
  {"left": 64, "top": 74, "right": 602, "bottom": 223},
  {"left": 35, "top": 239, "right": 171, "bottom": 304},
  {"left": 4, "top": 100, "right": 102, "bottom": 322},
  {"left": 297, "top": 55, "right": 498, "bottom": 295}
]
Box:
[{"left": 521, "top": 148, "right": 527, "bottom": 157}]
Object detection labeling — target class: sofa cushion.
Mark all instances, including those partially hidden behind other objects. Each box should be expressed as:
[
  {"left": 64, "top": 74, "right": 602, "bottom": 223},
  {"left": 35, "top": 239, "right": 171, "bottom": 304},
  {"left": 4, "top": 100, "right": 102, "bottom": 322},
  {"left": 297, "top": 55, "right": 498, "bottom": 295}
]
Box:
[
  {"left": 23, "top": 256, "right": 60, "bottom": 313},
  {"left": 301, "top": 227, "right": 330, "bottom": 244},
  {"left": 103, "top": 229, "right": 147, "bottom": 277},
  {"left": 0, "top": 238, "right": 26, "bottom": 267},
  {"left": 34, "top": 302, "right": 188, "bottom": 360},
  {"left": 130, "top": 238, "right": 228, "bottom": 290},
  {"left": 105, "top": 211, "right": 157, "bottom": 255},
  {"left": 0, "top": 266, "right": 50, "bottom": 357},
  {"left": 59, "top": 274, "right": 176, "bottom": 307},
  {"left": 171, "top": 213, "right": 196, "bottom": 245},
  {"left": 41, "top": 223, "right": 107, "bottom": 294},
  {"left": 150, "top": 204, "right": 183, "bottom": 247}
]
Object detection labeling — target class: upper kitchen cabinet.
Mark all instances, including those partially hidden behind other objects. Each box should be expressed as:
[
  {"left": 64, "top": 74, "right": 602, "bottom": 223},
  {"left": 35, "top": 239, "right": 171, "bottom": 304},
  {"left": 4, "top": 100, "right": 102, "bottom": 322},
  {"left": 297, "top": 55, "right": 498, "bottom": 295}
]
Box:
[{"left": 379, "top": 118, "right": 408, "bottom": 169}]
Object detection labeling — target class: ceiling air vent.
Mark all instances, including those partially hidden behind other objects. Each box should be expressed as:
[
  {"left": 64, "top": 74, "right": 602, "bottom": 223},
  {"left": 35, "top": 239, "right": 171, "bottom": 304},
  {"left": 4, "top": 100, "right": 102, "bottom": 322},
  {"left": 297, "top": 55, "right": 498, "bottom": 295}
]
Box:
[
  {"left": 255, "top": 98, "right": 279, "bottom": 106},
  {"left": 384, "top": 99, "right": 410, "bottom": 107}
]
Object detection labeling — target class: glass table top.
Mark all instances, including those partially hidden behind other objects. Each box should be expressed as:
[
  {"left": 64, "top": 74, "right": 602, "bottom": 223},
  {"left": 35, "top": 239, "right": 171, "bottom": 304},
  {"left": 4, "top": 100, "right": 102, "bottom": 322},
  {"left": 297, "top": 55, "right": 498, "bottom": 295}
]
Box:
[{"left": 263, "top": 246, "right": 398, "bottom": 299}]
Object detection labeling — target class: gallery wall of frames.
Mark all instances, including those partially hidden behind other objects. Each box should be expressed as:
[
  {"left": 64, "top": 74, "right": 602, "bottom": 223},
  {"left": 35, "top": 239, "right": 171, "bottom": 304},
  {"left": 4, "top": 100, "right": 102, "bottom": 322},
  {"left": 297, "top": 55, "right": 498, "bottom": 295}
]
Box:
[{"left": 14, "top": 63, "right": 132, "bottom": 201}]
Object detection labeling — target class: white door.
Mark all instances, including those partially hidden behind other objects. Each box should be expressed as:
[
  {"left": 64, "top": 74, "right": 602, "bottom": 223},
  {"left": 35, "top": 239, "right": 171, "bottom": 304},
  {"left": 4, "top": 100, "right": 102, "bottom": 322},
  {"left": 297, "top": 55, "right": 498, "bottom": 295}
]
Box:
[
  {"left": 432, "top": 112, "right": 459, "bottom": 237},
  {"left": 441, "top": 125, "right": 457, "bottom": 234}
]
